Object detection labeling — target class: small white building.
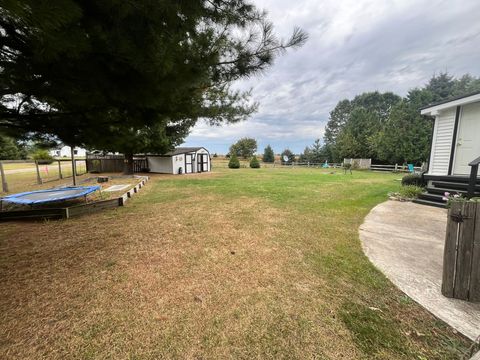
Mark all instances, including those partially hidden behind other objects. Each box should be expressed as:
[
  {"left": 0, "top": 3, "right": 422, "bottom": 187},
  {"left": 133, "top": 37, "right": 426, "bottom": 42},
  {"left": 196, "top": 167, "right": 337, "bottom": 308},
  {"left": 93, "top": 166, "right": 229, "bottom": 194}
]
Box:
[
  {"left": 421, "top": 92, "right": 480, "bottom": 177},
  {"left": 147, "top": 147, "right": 211, "bottom": 174},
  {"left": 50, "top": 146, "right": 87, "bottom": 158},
  {"left": 416, "top": 92, "right": 480, "bottom": 207}
]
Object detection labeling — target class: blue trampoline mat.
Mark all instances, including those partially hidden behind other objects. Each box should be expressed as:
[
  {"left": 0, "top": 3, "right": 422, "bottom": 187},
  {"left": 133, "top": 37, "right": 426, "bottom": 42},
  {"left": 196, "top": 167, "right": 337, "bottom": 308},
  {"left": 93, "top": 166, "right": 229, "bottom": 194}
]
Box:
[{"left": 1, "top": 186, "right": 101, "bottom": 205}]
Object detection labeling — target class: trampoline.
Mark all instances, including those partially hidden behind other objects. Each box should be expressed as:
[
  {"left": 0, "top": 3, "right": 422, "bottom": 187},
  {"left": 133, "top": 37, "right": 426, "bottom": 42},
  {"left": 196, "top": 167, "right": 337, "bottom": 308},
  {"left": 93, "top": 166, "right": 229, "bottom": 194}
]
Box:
[{"left": 1, "top": 186, "right": 100, "bottom": 205}]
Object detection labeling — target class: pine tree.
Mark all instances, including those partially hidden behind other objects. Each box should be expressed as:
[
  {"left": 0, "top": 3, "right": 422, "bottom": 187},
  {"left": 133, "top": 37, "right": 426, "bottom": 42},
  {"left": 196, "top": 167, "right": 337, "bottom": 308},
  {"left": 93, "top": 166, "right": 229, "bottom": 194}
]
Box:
[
  {"left": 0, "top": 135, "right": 21, "bottom": 160},
  {"left": 0, "top": 0, "right": 307, "bottom": 173},
  {"left": 228, "top": 154, "right": 240, "bottom": 169},
  {"left": 250, "top": 155, "right": 260, "bottom": 168},
  {"left": 263, "top": 145, "right": 275, "bottom": 163}
]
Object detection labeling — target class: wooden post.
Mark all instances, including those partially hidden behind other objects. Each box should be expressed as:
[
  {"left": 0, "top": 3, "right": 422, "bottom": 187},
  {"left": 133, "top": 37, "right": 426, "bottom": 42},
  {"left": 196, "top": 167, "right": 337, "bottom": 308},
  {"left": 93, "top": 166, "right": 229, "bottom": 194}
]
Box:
[
  {"left": 0, "top": 162, "right": 8, "bottom": 193},
  {"left": 453, "top": 202, "right": 476, "bottom": 299},
  {"left": 71, "top": 147, "right": 77, "bottom": 186},
  {"left": 35, "top": 160, "right": 42, "bottom": 184},
  {"left": 466, "top": 164, "right": 478, "bottom": 199},
  {"left": 441, "top": 202, "right": 459, "bottom": 298},
  {"left": 58, "top": 160, "right": 63, "bottom": 179},
  {"left": 442, "top": 201, "right": 480, "bottom": 301},
  {"left": 470, "top": 204, "right": 480, "bottom": 301}
]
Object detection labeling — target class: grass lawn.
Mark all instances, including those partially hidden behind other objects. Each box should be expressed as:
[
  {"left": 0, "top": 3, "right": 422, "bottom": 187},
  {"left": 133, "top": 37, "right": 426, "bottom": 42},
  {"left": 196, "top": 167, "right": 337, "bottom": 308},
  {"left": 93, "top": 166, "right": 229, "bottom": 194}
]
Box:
[{"left": 0, "top": 166, "right": 471, "bottom": 359}]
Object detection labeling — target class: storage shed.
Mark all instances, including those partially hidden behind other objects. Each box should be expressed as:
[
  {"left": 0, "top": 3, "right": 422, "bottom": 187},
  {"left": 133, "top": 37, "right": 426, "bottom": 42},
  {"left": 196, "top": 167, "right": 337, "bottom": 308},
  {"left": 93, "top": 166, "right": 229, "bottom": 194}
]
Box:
[
  {"left": 414, "top": 92, "right": 480, "bottom": 207},
  {"left": 147, "top": 147, "right": 211, "bottom": 175},
  {"left": 421, "top": 92, "right": 480, "bottom": 177}
]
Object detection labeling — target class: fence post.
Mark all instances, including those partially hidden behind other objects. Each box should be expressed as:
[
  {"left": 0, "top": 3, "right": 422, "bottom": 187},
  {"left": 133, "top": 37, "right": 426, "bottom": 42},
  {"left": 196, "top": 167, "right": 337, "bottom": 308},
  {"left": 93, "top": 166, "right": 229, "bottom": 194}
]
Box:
[
  {"left": 58, "top": 160, "right": 63, "bottom": 179},
  {"left": 35, "top": 160, "right": 42, "bottom": 184},
  {"left": 471, "top": 204, "right": 480, "bottom": 301},
  {"left": 442, "top": 201, "right": 480, "bottom": 301},
  {"left": 0, "top": 162, "right": 8, "bottom": 193}
]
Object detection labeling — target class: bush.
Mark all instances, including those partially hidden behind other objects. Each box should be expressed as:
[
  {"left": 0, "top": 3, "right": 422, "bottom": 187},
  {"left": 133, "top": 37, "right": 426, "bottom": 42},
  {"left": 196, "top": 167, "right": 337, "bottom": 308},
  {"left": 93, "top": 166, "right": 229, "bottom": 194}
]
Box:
[
  {"left": 388, "top": 185, "right": 423, "bottom": 201},
  {"left": 398, "top": 185, "right": 423, "bottom": 199},
  {"left": 31, "top": 149, "right": 54, "bottom": 164},
  {"left": 250, "top": 155, "right": 260, "bottom": 168},
  {"left": 228, "top": 153, "right": 240, "bottom": 169},
  {"left": 401, "top": 173, "right": 425, "bottom": 187}
]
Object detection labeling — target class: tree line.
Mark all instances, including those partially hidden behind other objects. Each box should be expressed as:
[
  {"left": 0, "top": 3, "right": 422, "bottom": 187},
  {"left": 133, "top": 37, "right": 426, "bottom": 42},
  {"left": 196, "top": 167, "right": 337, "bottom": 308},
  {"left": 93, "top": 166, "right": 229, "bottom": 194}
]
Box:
[
  {"left": 228, "top": 138, "right": 298, "bottom": 164},
  {"left": 228, "top": 73, "right": 480, "bottom": 168}
]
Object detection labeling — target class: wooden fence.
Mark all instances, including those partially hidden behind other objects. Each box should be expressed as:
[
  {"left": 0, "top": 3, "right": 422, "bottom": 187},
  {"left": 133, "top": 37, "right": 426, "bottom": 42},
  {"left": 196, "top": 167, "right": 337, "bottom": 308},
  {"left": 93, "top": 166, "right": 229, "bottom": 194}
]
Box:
[
  {"left": 86, "top": 155, "right": 124, "bottom": 173},
  {"left": 85, "top": 155, "right": 148, "bottom": 173},
  {"left": 442, "top": 201, "right": 480, "bottom": 302},
  {"left": 370, "top": 163, "right": 423, "bottom": 173},
  {"left": 344, "top": 158, "right": 371, "bottom": 169}
]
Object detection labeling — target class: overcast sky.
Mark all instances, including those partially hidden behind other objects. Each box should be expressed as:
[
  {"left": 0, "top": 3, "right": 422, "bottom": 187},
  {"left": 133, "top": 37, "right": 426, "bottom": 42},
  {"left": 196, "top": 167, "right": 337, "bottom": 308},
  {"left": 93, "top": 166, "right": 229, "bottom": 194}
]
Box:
[{"left": 182, "top": 0, "right": 480, "bottom": 154}]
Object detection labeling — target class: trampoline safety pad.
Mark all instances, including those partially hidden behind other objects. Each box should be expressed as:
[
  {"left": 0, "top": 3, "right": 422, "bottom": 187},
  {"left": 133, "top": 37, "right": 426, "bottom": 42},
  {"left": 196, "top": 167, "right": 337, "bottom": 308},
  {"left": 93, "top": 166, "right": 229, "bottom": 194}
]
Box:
[{"left": 1, "top": 186, "right": 101, "bottom": 205}]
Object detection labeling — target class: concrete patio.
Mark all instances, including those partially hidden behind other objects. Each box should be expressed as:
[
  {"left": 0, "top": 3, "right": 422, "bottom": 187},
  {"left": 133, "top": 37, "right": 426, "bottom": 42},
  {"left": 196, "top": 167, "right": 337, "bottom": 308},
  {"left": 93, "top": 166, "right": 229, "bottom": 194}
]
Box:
[{"left": 359, "top": 200, "right": 480, "bottom": 341}]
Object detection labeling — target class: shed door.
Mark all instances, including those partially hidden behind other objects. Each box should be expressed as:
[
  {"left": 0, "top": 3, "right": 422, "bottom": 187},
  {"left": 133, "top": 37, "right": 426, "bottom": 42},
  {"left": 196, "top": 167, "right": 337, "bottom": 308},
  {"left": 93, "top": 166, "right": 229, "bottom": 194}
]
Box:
[
  {"left": 453, "top": 103, "right": 480, "bottom": 175},
  {"left": 197, "top": 154, "right": 208, "bottom": 172},
  {"left": 185, "top": 154, "right": 193, "bottom": 173}
]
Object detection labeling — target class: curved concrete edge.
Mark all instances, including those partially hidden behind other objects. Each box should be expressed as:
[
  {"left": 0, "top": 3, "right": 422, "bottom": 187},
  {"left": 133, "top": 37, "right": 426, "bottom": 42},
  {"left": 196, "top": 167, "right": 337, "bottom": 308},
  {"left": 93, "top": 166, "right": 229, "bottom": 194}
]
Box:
[{"left": 359, "top": 200, "right": 480, "bottom": 342}]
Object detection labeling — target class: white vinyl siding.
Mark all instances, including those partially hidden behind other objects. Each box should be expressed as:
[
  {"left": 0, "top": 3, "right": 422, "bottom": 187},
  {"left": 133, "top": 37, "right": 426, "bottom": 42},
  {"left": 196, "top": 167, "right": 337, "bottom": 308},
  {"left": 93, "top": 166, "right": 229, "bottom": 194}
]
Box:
[
  {"left": 148, "top": 157, "right": 173, "bottom": 174},
  {"left": 429, "top": 108, "right": 456, "bottom": 176},
  {"left": 172, "top": 154, "right": 184, "bottom": 174}
]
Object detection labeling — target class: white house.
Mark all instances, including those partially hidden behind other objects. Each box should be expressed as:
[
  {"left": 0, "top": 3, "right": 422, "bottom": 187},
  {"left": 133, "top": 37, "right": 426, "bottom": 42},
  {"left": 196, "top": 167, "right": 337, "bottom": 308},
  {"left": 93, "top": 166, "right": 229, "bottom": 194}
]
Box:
[
  {"left": 147, "top": 147, "right": 211, "bottom": 174},
  {"left": 50, "top": 146, "right": 87, "bottom": 158},
  {"left": 415, "top": 92, "right": 480, "bottom": 207}
]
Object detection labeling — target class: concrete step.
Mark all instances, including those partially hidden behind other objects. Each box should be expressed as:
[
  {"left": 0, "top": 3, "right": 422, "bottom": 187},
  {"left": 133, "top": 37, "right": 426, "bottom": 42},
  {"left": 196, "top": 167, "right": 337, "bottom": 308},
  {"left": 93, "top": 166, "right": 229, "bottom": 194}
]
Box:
[
  {"left": 418, "top": 192, "right": 446, "bottom": 203},
  {"left": 412, "top": 198, "right": 447, "bottom": 208},
  {"left": 431, "top": 181, "right": 480, "bottom": 192},
  {"left": 426, "top": 187, "right": 468, "bottom": 195}
]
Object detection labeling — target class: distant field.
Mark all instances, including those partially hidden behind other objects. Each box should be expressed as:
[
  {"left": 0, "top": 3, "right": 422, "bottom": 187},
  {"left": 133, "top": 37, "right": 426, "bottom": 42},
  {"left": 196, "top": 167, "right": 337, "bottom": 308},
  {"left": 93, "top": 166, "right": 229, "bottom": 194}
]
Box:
[{"left": 0, "top": 166, "right": 470, "bottom": 359}]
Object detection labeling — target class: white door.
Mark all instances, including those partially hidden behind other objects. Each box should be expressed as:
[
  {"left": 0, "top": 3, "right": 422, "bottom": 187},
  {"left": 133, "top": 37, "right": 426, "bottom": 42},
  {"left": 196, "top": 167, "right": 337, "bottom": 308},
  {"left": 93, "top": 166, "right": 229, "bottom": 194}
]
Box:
[{"left": 453, "top": 102, "right": 480, "bottom": 175}]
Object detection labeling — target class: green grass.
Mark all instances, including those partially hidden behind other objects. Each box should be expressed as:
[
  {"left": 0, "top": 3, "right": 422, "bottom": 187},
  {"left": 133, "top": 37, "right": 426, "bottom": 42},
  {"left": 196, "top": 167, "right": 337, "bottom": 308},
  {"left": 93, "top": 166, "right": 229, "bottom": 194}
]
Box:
[{"left": 0, "top": 166, "right": 471, "bottom": 359}]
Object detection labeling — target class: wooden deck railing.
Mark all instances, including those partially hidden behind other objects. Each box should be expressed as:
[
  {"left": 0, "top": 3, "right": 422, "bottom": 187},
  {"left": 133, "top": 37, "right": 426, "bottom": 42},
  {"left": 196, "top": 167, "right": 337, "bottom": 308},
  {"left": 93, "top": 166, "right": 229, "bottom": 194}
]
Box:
[{"left": 467, "top": 155, "right": 480, "bottom": 199}]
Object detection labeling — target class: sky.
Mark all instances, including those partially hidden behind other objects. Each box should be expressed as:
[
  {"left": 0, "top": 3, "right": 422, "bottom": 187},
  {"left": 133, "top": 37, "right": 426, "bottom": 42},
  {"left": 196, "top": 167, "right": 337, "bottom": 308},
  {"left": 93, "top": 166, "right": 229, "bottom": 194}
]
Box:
[{"left": 182, "top": 0, "right": 480, "bottom": 154}]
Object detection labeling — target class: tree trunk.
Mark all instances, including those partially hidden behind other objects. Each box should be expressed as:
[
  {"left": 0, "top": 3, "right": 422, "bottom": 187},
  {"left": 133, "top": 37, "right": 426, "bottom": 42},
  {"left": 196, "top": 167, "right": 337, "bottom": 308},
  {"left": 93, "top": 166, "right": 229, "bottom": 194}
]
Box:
[{"left": 123, "top": 152, "right": 134, "bottom": 175}]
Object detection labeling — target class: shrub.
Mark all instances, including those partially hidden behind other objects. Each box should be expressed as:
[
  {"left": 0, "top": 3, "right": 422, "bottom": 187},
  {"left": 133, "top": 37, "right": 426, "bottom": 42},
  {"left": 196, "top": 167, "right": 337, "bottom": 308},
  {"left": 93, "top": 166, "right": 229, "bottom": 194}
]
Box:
[
  {"left": 213, "top": 153, "right": 218, "bottom": 158},
  {"left": 31, "top": 149, "right": 54, "bottom": 164},
  {"left": 228, "top": 153, "right": 240, "bottom": 169},
  {"left": 399, "top": 185, "right": 423, "bottom": 199},
  {"left": 401, "top": 173, "right": 425, "bottom": 187},
  {"left": 389, "top": 185, "right": 423, "bottom": 200},
  {"left": 250, "top": 155, "right": 260, "bottom": 168}
]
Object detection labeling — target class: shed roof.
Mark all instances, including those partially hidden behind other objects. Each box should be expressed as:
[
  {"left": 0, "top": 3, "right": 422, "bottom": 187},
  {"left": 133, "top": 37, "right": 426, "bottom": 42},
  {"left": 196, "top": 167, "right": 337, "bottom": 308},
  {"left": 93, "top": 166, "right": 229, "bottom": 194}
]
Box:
[
  {"left": 421, "top": 91, "right": 480, "bottom": 116},
  {"left": 145, "top": 147, "right": 207, "bottom": 156},
  {"left": 165, "top": 147, "right": 205, "bottom": 155}
]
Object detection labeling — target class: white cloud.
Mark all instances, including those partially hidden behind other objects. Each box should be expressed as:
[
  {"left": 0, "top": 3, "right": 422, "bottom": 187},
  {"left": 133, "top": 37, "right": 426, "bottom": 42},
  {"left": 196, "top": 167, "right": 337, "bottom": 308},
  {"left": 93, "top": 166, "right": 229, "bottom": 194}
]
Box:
[{"left": 183, "top": 0, "right": 480, "bottom": 153}]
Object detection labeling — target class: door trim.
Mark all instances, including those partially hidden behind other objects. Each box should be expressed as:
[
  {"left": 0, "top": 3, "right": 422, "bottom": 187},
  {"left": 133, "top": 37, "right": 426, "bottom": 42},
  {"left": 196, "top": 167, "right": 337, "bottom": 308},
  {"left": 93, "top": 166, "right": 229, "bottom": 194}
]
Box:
[{"left": 448, "top": 106, "right": 461, "bottom": 175}]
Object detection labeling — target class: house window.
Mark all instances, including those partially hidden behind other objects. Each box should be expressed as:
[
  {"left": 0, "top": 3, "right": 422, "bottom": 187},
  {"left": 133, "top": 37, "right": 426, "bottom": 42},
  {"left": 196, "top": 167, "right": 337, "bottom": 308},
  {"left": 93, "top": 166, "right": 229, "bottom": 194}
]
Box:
[{"left": 73, "top": 150, "right": 78, "bottom": 155}]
